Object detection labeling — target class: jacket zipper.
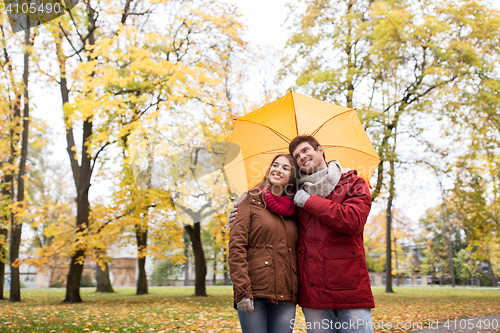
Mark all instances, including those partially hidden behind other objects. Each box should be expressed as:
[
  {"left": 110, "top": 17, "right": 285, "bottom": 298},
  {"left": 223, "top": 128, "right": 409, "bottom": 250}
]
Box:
[
  {"left": 281, "top": 214, "right": 295, "bottom": 300},
  {"left": 269, "top": 243, "right": 277, "bottom": 302},
  {"left": 277, "top": 214, "right": 287, "bottom": 302}
]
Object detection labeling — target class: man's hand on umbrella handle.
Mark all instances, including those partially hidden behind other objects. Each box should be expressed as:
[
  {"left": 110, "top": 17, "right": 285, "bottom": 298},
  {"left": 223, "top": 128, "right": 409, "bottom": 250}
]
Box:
[{"left": 294, "top": 189, "right": 311, "bottom": 208}]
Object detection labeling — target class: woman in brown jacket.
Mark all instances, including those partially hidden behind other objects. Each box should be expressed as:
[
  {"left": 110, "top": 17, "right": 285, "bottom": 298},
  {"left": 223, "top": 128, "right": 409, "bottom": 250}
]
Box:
[{"left": 229, "top": 154, "right": 299, "bottom": 333}]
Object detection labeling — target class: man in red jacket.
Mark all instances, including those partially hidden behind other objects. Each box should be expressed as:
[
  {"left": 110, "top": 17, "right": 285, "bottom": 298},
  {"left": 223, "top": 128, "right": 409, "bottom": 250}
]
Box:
[{"left": 289, "top": 135, "right": 374, "bottom": 333}]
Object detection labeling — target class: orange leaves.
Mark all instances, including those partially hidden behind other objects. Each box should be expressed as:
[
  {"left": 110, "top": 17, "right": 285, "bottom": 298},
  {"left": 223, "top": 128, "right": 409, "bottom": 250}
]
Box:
[
  {"left": 371, "top": 287, "right": 500, "bottom": 332},
  {"left": 19, "top": 201, "right": 76, "bottom": 269}
]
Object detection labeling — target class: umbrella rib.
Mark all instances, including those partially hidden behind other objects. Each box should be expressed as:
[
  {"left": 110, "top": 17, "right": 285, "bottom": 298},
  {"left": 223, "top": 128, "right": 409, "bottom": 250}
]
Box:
[
  {"left": 291, "top": 92, "right": 299, "bottom": 136},
  {"left": 236, "top": 119, "right": 292, "bottom": 143},
  {"left": 222, "top": 147, "right": 289, "bottom": 172},
  {"left": 311, "top": 109, "right": 355, "bottom": 136},
  {"left": 322, "top": 145, "right": 382, "bottom": 161}
]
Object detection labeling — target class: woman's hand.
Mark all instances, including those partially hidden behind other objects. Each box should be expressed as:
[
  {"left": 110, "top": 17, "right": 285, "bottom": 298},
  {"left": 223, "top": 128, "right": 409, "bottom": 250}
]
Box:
[
  {"left": 237, "top": 296, "right": 254, "bottom": 313},
  {"left": 229, "top": 207, "right": 238, "bottom": 223}
]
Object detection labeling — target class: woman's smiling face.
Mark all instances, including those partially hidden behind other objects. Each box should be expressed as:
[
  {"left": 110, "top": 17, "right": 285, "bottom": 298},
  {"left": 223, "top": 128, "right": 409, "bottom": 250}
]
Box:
[{"left": 268, "top": 156, "right": 292, "bottom": 188}]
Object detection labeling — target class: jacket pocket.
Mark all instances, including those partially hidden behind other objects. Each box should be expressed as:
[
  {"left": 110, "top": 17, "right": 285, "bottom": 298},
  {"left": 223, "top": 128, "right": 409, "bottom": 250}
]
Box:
[
  {"left": 323, "top": 246, "right": 359, "bottom": 290},
  {"left": 248, "top": 255, "right": 271, "bottom": 290}
]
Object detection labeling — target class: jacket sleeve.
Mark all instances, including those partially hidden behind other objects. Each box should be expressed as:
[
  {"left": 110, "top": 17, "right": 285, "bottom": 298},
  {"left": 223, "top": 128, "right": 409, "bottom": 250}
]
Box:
[
  {"left": 228, "top": 194, "right": 253, "bottom": 304},
  {"left": 302, "top": 176, "right": 371, "bottom": 235}
]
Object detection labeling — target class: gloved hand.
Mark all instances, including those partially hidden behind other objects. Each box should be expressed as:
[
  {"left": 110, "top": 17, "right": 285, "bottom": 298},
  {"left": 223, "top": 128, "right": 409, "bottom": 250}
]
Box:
[
  {"left": 228, "top": 207, "right": 235, "bottom": 226},
  {"left": 303, "top": 180, "right": 333, "bottom": 197},
  {"left": 237, "top": 296, "right": 254, "bottom": 313},
  {"left": 294, "top": 189, "right": 311, "bottom": 208}
]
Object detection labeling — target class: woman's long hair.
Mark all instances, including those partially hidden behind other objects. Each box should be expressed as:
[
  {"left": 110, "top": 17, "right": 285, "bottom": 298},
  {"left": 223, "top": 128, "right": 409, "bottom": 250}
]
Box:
[{"left": 249, "top": 154, "right": 298, "bottom": 199}]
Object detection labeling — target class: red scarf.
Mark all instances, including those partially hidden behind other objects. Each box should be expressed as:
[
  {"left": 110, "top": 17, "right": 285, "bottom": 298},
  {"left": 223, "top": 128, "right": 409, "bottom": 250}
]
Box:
[{"left": 261, "top": 189, "right": 296, "bottom": 216}]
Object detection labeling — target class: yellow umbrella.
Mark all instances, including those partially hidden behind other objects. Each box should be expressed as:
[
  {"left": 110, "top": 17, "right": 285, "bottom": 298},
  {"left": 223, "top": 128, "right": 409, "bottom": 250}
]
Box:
[{"left": 223, "top": 91, "right": 381, "bottom": 195}]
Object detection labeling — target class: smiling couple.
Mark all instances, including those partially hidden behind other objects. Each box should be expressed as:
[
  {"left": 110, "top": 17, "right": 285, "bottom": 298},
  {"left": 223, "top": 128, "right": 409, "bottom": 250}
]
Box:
[{"left": 228, "top": 135, "right": 375, "bottom": 333}]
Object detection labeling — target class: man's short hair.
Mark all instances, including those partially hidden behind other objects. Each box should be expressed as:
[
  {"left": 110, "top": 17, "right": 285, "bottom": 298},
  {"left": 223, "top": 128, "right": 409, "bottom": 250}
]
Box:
[{"left": 288, "top": 135, "right": 326, "bottom": 161}]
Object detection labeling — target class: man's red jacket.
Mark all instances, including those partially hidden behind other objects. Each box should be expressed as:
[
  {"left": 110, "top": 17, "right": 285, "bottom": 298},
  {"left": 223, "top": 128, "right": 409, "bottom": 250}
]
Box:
[{"left": 296, "top": 169, "right": 375, "bottom": 309}]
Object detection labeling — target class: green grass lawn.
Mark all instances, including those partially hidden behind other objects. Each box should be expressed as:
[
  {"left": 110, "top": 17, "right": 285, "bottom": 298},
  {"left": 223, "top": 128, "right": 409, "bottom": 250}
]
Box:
[{"left": 1, "top": 286, "right": 499, "bottom": 332}]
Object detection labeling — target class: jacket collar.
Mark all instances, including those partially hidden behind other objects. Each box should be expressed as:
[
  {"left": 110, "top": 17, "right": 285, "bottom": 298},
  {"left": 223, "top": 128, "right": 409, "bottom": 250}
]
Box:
[{"left": 341, "top": 169, "right": 357, "bottom": 180}]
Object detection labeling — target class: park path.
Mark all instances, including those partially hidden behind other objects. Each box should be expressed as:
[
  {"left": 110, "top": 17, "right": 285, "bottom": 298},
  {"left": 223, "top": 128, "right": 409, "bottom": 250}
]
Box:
[{"left": 411, "top": 314, "right": 500, "bottom": 333}]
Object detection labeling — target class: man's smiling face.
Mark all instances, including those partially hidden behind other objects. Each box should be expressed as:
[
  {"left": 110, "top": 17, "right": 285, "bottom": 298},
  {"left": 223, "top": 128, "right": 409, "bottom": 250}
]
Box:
[{"left": 292, "top": 141, "right": 327, "bottom": 174}]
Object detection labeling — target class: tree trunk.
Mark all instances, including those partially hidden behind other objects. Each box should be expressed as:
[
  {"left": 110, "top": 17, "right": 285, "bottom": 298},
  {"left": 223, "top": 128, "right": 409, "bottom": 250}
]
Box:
[
  {"left": 223, "top": 252, "right": 229, "bottom": 285},
  {"left": 485, "top": 259, "right": 498, "bottom": 287},
  {"left": 55, "top": 33, "right": 78, "bottom": 189},
  {"left": 1, "top": 130, "right": 14, "bottom": 302},
  {"left": 185, "top": 223, "right": 207, "bottom": 296},
  {"left": 64, "top": 249, "right": 85, "bottom": 303},
  {"left": 447, "top": 238, "right": 455, "bottom": 287},
  {"left": 60, "top": 0, "right": 97, "bottom": 303},
  {"left": 221, "top": 228, "right": 229, "bottom": 285},
  {"left": 136, "top": 228, "right": 148, "bottom": 295},
  {"left": 10, "top": 26, "right": 32, "bottom": 302},
  {"left": 9, "top": 220, "right": 22, "bottom": 302},
  {"left": 0, "top": 184, "right": 9, "bottom": 300},
  {"left": 385, "top": 159, "right": 395, "bottom": 293},
  {"left": 393, "top": 236, "right": 399, "bottom": 287},
  {"left": 440, "top": 197, "right": 456, "bottom": 288},
  {"left": 213, "top": 254, "right": 217, "bottom": 284},
  {"left": 7, "top": 145, "right": 18, "bottom": 302},
  {"left": 184, "top": 246, "right": 189, "bottom": 286},
  {"left": 64, "top": 115, "right": 92, "bottom": 304},
  {"left": 0, "top": 0, "right": 21, "bottom": 303},
  {"left": 95, "top": 258, "right": 114, "bottom": 293},
  {"left": 0, "top": 228, "right": 6, "bottom": 299}
]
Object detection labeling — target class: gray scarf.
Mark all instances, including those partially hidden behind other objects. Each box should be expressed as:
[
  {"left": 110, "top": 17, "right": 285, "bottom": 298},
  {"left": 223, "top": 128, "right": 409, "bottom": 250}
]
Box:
[{"left": 298, "top": 160, "right": 350, "bottom": 198}]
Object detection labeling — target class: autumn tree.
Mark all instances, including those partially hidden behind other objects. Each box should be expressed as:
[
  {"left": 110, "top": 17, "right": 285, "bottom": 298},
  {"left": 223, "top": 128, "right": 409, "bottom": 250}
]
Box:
[
  {"left": 54, "top": 0, "right": 246, "bottom": 298},
  {"left": 283, "top": 0, "right": 500, "bottom": 292},
  {"left": 20, "top": 124, "right": 77, "bottom": 288},
  {"left": 419, "top": 201, "right": 466, "bottom": 285},
  {"left": 445, "top": 44, "right": 500, "bottom": 286},
  {"left": 364, "top": 210, "right": 388, "bottom": 273},
  {"left": 205, "top": 213, "right": 231, "bottom": 285},
  {"left": 419, "top": 71, "right": 500, "bottom": 287},
  {"left": 451, "top": 161, "right": 499, "bottom": 286},
  {"left": 365, "top": 209, "right": 417, "bottom": 281},
  {"left": 0, "top": 13, "right": 37, "bottom": 301},
  {"left": 37, "top": 0, "right": 185, "bottom": 301},
  {"left": 453, "top": 248, "right": 483, "bottom": 286},
  {"left": 0, "top": 38, "right": 10, "bottom": 300}
]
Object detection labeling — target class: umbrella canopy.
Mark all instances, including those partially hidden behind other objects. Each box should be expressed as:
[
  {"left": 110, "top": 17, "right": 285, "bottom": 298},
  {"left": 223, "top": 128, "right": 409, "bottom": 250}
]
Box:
[{"left": 223, "top": 91, "right": 381, "bottom": 195}]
